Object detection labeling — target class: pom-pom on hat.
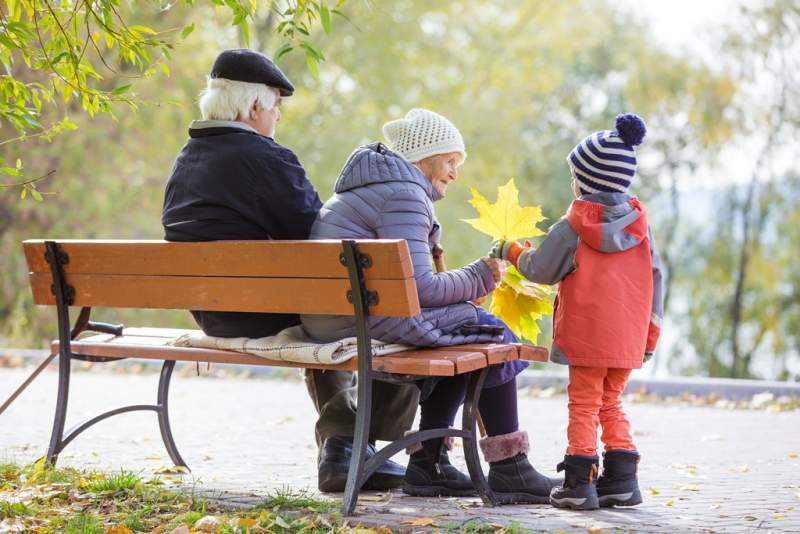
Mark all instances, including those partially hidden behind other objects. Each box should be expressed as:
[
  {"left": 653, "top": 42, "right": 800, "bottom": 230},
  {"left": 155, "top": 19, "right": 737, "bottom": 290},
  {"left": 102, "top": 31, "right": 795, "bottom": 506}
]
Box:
[
  {"left": 567, "top": 113, "right": 646, "bottom": 195},
  {"left": 382, "top": 109, "right": 466, "bottom": 163}
]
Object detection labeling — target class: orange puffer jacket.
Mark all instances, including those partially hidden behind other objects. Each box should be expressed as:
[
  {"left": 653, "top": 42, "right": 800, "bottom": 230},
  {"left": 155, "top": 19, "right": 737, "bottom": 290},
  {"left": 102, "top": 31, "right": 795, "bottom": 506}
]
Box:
[{"left": 509, "top": 193, "right": 663, "bottom": 369}]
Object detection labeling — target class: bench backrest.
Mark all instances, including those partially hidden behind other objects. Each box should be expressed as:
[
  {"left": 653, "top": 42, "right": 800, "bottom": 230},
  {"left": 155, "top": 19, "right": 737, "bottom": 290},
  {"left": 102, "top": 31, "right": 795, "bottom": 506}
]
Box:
[{"left": 23, "top": 240, "right": 421, "bottom": 317}]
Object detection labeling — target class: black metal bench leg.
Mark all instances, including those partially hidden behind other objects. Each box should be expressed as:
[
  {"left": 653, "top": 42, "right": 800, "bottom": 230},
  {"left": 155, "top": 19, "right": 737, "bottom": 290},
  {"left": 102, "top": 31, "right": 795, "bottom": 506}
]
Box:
[
  {"left": 341, "top": 369, "right": 373, "bottom": 516},
  {"left": 45, "top": 351, "right": 71, "bottom": 466},
  {"left": 157, "top": 360, "right": 189, "bottom": 469},
  {"left": 462, "top": 367, "right": 499, "bottom": 506}
]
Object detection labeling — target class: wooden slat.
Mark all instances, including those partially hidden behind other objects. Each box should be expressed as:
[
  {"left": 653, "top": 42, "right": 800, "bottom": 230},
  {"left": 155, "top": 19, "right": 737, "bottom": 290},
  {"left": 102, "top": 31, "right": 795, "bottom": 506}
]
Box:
[
  {"left": 29, "top": 273, "right": 420, "bottom": 317},
  {"left": 23, "top": 240, "right": 413, "bottom": 280},
  {"left": 56, "top": 334, "right": 484, "bottom": 376},
  {"left": 59, "top": 337, "right": 356, "bottom": 371},
  {"left": 514, "top": 343, "right": 550, "bottom": 362},
  {"left": 437, "top": 343, "right": 518, "bottom": 365},
  {"left": 372, "top": 351, "right": 455, "bottom": 376},
  {"left": 437, "top": 352, "right": 489, "bottom": 374}
]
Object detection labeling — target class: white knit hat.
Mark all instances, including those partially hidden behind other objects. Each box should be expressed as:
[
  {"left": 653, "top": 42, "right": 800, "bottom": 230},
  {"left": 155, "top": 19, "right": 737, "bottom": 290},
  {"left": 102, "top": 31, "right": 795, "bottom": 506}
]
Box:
[{"left": 382, "top": 108, "right": 466, "bottom": 163}]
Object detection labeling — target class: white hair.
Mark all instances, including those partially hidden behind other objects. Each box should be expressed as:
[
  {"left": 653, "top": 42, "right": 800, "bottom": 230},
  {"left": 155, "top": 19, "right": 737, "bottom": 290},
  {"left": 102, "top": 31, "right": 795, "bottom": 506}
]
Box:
[{"left": 198, "top": 78, "right": 276, "bottom": 121}]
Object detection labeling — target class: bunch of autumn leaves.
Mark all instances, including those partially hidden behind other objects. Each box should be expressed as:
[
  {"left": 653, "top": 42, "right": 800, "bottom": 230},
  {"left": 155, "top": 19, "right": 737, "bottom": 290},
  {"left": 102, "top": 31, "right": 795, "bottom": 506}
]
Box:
[{"left": 462, "top": 179, "right": 553, "bottom": 343}]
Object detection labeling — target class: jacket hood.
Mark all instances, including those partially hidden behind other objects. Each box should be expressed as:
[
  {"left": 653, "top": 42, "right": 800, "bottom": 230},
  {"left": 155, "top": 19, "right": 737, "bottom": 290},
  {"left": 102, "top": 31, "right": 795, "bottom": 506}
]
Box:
[
  {"left": 566, "top": 192, "right": 648, "bottom": 253},
  {"left": 333, "top": 143, "right": 440, "bottom": 201}
]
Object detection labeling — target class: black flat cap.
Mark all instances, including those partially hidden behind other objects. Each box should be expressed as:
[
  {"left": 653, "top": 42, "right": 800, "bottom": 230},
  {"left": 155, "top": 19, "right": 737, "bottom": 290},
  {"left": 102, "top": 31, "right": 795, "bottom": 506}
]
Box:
[{"left": 210, "top": 48, "right": 294, "bottom": 96}]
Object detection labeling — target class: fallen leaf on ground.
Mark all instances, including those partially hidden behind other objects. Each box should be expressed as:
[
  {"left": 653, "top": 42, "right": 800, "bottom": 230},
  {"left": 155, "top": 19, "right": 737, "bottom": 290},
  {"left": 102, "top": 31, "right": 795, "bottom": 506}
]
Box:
[
  {"left": 194, "top": 515, "right": 220, "bottom": 532},
  {"left": 145, "top": 455, "right": 161, "bottom": 460},
  {"left": 153, "top": 465, "right": 189, "bottom": 475},
  {"left": 744, "top": 515, "right": 758, "bottom": 521},
  {"left": 238, "top": 518, "right": 256, "bottom": 529},
  {"left": 665, "top": 500, "right": 674, "bottom": 507},
  {"left": 357, "top": 494, "right": 388, "bottom": 502},
  {"left": 648, "top": 487, "right": 660, "bottom": 495},
  {"left": 587, "top": 527, "right": 604, "bottom": 534},
  {"left": 105, "top": 526, "right": 134, "bottom": 534},
  {"left": 680, "top": 484, "right": 701, "bottom": 491},
  {"left": 771, "top": 514, "right": 785, "bottom": 519},
  {"left": 400, "top": 517, "right": 437, "bottom": 527},
  {"left": 789, "top": 453, "right": 798, "bottom": 459}
]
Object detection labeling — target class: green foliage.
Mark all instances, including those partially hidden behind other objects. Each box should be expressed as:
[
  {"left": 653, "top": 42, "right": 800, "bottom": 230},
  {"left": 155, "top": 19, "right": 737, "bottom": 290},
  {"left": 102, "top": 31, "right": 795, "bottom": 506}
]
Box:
[
  {"left": 0, "top": 0, "right": 348, "bottom": 195},
  {"left": 0, "top": 0, "right": 797, "bottom": 380}
]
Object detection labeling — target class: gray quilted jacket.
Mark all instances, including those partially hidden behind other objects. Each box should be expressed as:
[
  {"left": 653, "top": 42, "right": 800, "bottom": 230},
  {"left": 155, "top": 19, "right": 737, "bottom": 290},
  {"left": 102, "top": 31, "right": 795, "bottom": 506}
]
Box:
[{"left": 301, "top": 143, "right": 502, "bottom": 346}]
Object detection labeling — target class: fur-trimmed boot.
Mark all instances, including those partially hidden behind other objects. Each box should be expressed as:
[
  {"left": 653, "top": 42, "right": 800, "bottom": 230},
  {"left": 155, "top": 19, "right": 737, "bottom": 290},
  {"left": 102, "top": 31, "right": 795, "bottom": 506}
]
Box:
[
  {"left": 402, "top": 438, "right": 476, "bottom": 497},
  {"left": 596, "top": 450, "right": 642, "bottom": 507},
  {"left": 549, "top": 455, "right": 600, "bottom": 510},
  {"left": 480, "top": 431, "right": 561, "bottom": 504}
]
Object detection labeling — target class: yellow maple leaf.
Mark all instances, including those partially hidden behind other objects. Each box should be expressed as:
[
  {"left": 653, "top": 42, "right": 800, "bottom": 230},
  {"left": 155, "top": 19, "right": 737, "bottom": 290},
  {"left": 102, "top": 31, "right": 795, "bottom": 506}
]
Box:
[
  {"left": 462, "top": 178, "right": 546, "bottom": 240},
  {"left": 489, "top": 268, "right": 553, "bottom": 343},
  {"left": 462, "top": 180, "right": 553, "bottom": 342}
]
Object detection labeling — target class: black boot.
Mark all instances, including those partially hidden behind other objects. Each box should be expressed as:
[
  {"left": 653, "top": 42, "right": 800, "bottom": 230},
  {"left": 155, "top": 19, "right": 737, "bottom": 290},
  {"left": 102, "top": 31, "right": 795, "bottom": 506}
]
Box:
[
  {"left": 596, "top": 450, "right": 642, "bottom": 507},
  {"left": 317, "top": 436, "right": 405, "bottom": 492},
  {"left": 549, "top": 455, "right": 599, "bottom": 510},
  {"left": 402, "top": 439, "right": 476, "bottom": 497},
  {"left": 481, "top": 431, "right": 561, "bottom": 504}
]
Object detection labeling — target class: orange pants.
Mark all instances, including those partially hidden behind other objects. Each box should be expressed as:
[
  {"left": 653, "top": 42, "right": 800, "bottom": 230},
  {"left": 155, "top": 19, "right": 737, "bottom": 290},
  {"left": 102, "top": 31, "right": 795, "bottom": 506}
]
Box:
[{"left": 567, "top": 366, "right": 635, "bottom": 457}]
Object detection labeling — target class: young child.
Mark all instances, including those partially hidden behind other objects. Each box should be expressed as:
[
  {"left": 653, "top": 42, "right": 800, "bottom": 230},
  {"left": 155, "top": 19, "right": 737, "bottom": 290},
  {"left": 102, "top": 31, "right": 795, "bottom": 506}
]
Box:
[{"left": 490, "top": 113, "right": 664, "bottom": 510}]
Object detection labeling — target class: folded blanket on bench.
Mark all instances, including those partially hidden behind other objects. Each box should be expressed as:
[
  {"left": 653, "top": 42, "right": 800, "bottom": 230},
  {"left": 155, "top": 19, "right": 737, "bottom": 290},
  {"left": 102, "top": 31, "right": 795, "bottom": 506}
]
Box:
[{"left": 170, "top": 325, "right": 412, "bottom": 365}]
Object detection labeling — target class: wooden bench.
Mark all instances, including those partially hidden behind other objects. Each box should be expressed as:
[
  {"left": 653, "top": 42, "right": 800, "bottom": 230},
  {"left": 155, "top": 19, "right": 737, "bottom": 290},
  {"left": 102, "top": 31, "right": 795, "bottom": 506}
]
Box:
[{"left": 22, "top": 238, "right": 548, "bottom": 515}]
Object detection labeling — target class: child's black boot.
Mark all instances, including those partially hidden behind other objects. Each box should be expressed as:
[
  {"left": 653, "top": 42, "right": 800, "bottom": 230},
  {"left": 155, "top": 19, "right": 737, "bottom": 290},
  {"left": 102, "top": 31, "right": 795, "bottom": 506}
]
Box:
[
  {"left": 596, "top": 449, "right": 642, "bottom": 507},
  {"left": 549, "top": 455, "right": 600, "bottom": 510},
  {"left": 402, "top": 438, "right": 476, "bottom": 497}
]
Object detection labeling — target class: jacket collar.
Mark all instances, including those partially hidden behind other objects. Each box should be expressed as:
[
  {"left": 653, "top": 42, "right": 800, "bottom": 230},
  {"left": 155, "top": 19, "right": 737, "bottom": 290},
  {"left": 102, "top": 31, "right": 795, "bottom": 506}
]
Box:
[{"left": 188, "top": 120, "right": 266, "bottom": 138}]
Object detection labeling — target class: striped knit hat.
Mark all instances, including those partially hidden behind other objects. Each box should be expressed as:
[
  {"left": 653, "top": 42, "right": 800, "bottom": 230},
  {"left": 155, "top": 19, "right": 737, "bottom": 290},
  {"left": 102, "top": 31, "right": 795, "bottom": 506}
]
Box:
[{"left": 567, "top": 113, "right": 647, "bottom": 195}]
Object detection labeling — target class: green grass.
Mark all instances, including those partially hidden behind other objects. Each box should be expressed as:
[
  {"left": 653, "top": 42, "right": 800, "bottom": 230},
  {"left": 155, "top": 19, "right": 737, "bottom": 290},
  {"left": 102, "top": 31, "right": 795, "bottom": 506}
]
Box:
[
  {"left": 257, "top": 487, "right": 338, "bottom": 512},
  {"left": 64, "top": 514, "right": 102, "bottom": 534},
  {"left": 0, "top": 500, "right": 32, "bottom": 519},
  {"left": 85, "top": 469, "right": 141, "bottom": 493},
  {"left": 0, "top": 462, "right": 19, "bottom": 483},
  {"left": 122, "top": 512, "right": 147, "bottom": 531}
]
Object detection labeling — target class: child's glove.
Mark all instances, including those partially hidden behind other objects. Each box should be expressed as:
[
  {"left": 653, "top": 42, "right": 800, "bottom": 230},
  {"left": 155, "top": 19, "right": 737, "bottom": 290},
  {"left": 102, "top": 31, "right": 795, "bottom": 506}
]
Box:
[
  {"left": 644, "top": 351, "right": 654, "bottom": 363},
  {"left": 488, "top": 239, "right": 530, "bottom": 267}
]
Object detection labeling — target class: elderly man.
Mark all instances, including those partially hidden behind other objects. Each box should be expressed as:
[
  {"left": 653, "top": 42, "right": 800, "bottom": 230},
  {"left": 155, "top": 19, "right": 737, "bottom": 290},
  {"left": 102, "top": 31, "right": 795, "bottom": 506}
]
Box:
[{"left": 161, "top": 49, "right": 415, "bottom": 492}]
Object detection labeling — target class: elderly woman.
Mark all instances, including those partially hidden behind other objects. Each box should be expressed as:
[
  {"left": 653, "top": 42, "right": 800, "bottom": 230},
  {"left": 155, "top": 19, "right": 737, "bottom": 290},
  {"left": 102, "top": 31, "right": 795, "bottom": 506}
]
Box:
[{"left": 302, "top": 109, "right": 559, "bottom": 503}]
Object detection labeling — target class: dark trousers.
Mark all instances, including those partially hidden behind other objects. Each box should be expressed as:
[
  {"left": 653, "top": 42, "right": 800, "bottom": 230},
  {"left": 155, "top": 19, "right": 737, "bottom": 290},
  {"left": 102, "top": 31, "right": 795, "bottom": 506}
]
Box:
[
  {"left": 305, "top": 369, "right": 420, "bottom": 447},
  {"left": 418, "top": 374, "right": 520, "bottom": 438}
]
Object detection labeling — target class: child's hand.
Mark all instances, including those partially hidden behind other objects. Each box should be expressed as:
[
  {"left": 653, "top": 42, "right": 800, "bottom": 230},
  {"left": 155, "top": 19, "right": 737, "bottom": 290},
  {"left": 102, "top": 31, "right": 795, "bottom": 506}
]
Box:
[{"left": 488, "top": 239, "right": 511, "bottom": 260}]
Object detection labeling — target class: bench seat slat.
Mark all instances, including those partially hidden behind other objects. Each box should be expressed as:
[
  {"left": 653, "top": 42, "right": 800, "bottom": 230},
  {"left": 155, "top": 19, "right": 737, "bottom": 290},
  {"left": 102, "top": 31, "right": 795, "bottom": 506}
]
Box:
[
  {"left": 56, "top": 329, "right": 522, "bottom": 377},
  {"left": 29, "top": 273, "right": 420, "bottom": 317},
  {"left": 23, "top": 240, "right": 413, "bottom": 280},
  {"left": 514, "top": 343, "right": 550, "bottom": 362},
  {"left": 437, "top": 343, "right": 518, "bottom": 364}
]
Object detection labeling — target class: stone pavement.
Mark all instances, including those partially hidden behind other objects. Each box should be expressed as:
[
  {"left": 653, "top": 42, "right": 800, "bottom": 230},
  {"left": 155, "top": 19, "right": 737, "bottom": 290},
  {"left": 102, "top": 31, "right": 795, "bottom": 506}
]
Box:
[{"left": 1, "top": 365, "right": 799, "bottom": 533}]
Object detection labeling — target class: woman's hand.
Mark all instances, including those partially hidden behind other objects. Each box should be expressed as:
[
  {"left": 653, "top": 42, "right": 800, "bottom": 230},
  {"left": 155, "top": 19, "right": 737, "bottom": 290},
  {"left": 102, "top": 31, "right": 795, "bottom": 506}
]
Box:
[{"left": 481, "top": 256, "right": 505, "bottom": 284}]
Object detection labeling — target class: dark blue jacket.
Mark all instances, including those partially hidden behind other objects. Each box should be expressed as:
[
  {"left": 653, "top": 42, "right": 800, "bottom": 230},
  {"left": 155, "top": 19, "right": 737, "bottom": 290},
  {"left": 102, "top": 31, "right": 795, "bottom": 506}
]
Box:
[{"left": 162, "top": 120, "right": 322, "bottom": 337}]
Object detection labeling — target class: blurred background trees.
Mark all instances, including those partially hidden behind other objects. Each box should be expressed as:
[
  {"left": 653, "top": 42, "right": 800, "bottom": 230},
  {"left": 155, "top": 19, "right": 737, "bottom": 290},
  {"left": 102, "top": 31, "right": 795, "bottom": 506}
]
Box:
[{"left": 1, "top": 0, "right": 797, "bottom": 380}]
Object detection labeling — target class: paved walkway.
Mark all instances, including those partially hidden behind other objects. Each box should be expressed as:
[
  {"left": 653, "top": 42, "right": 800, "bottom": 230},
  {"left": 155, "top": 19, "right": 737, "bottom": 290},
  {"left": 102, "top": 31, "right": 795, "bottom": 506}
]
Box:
[{"left": 1, "top": 366, "right": 799, "bottom": 533}]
